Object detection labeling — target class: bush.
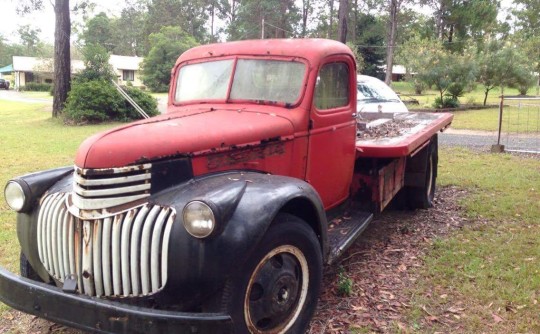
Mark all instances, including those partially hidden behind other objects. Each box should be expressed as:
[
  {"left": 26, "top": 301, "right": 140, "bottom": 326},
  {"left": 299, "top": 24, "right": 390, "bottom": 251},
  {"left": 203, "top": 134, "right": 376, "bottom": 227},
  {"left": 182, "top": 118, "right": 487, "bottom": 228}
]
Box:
[
  {"left": 433, "top": 96, "right": 460, "bottom": 109},
  {"left": 23, "top": 82, "right": 52, "bottom": 92},
  {"left": 63, "top": 80, "right": 159, "bottom": 124},
  {"left": 120, "top": 86, "right": 159, "bottom": 120}
]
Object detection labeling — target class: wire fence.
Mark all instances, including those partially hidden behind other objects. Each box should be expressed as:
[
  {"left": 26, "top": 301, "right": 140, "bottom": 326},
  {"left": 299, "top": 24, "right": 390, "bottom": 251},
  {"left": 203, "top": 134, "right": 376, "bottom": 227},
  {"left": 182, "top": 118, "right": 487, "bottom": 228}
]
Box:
[{"left": 495, "top": 96, "right": 540, "bottom": 154}]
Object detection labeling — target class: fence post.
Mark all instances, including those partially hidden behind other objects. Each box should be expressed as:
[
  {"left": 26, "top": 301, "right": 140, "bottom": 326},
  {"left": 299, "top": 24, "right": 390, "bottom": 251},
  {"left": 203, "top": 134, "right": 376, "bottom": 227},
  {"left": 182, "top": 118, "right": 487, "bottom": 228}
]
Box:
[{"left": 491, "top": 95, "right": 505, "bottom": 153}]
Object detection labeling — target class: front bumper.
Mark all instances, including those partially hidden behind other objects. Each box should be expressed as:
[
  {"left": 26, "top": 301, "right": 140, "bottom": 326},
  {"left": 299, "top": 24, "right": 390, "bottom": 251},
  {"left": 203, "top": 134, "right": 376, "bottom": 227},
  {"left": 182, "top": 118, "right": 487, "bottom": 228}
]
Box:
[{"left": 0, "top": 267, "right": 233, "bottom": 333}]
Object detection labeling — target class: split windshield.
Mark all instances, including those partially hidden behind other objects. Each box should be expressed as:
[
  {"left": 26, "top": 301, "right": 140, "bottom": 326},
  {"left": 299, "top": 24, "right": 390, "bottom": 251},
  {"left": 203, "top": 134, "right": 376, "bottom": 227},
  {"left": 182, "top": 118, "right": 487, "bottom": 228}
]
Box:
[{"left": 175, "top": 58, "right": 306, "bottom": 105}]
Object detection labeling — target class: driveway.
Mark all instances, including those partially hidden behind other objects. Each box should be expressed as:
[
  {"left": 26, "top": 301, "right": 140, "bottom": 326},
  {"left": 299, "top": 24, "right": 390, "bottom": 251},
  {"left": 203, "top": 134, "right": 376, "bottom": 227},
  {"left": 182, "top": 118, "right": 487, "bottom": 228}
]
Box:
[
  {"left": 0, "top": 89, "right": 52, "bottom": 104},
  {"left": 439, "top": 128, "right": 539, "bottom": 153}
]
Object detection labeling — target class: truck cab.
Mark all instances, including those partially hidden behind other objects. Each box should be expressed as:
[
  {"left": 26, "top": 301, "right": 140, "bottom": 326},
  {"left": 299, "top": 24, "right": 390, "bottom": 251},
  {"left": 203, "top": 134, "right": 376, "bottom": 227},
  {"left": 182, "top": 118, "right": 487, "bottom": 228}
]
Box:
[{"left": 1, "top": 39, "right": 452, "bottom": 333}]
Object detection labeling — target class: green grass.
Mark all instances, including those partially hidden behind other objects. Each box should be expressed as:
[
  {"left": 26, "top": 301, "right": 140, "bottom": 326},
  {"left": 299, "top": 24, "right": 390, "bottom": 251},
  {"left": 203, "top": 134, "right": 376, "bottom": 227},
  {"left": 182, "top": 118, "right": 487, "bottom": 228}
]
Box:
[
  {"left": 408, "top": 147, "right": 540, "bottom": 333},
  {"left": 20, "top": 91, "right": 53, "bottom": 100},
  {"left": 0, "top": 101, "right": 118, "bottom": 273}
]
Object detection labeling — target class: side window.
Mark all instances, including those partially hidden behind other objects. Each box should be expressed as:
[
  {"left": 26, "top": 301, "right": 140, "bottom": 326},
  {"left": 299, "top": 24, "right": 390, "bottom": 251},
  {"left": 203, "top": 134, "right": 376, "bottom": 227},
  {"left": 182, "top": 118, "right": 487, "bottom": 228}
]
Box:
[{"left": 314, "top": 62, "right": 350, "bottom": 110}]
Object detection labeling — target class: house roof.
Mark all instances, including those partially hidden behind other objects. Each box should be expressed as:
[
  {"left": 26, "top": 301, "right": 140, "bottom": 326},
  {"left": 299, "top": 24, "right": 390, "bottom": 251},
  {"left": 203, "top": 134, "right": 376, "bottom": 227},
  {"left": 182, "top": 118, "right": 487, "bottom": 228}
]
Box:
[
  {"left": 0, "top": 64, "right": 13, "bottom": 73},
  {"left": 11, "top": 55, "right": 142, "bottom": 73},
  {"left": 109, "top": 55, "right": 143, "bottom": 70},
  {"left": 12, "top": 56, "right": 85, "bottom": 73}
]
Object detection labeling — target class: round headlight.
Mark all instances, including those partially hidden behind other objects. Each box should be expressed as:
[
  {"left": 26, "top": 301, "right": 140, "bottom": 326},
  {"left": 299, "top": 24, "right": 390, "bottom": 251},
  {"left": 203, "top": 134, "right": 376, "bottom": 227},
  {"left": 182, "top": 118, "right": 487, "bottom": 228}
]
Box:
[
  {"left": 183, "top": 201, "right": 216, "bottom": 238},
  {"left": 5, "top": 181, "right": 26, "bottom": 212}
]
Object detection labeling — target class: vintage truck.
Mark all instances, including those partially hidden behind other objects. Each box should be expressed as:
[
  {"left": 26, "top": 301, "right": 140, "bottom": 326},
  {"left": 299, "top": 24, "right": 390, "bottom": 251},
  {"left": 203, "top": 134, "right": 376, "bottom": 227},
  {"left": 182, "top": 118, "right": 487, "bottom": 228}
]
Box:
[{"left": 0, "top": 39, "right": 452, "bottom": 333}]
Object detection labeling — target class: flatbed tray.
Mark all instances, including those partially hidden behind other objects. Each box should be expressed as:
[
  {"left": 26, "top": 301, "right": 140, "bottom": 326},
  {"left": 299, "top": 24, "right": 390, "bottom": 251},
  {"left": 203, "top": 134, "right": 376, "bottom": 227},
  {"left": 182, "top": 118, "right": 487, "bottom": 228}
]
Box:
[{"left": 355, "top": 112, "right": 453, "bottom": 158}]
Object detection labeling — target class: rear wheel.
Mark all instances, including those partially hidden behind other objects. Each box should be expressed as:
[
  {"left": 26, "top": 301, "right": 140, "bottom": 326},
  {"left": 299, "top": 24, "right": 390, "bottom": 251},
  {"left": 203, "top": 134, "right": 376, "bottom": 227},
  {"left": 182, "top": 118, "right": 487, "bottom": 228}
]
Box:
[
  {"left": 407, "top": 135, "right": 438, "bottom": 209},
  {"left": 223, "top": 213, "right": 322, "bottom": 334}
]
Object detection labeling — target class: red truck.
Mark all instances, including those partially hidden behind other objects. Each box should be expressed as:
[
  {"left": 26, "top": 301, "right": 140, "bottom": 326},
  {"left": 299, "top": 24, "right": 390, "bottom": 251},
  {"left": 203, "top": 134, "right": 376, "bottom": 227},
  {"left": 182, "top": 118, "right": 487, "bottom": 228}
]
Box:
[{"left": 0, "top": 39, "right": 452, "bottom": 333}]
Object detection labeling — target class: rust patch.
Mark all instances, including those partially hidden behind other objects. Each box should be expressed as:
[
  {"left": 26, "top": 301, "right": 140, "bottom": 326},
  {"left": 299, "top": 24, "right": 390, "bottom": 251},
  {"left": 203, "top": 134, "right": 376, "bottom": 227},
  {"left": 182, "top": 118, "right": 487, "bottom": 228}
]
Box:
[{"left": 207, "top": 142, "right": 286, "bottom": 169}]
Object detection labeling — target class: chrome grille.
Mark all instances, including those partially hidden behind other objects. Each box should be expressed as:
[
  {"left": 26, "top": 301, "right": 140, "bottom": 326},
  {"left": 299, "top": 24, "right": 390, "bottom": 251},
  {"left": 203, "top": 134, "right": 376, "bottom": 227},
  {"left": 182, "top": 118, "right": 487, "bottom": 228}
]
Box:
[
  {"left": 73, "top": 164, "right": 152, "bottom": 210},
  {"left": 37, "top": 193, "right": 175, "bottom": 297}
]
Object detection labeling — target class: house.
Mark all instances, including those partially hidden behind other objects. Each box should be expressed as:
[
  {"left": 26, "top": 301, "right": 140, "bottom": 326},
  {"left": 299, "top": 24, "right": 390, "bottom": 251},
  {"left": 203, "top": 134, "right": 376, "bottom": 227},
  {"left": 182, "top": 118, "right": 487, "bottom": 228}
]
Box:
[
  {"left": 8, "top": 55, "right": 144, "bottom": 90},
  {"left": 12, "top": 56, "right": 85, "bottom": 89},
  {"left": 109, "top": 55, "right": 144, "bottom": 87}
]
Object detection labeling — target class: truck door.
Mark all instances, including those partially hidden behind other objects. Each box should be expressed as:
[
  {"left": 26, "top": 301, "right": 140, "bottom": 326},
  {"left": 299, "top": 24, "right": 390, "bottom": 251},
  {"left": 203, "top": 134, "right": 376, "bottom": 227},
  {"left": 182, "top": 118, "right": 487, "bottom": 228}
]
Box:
[{"left": 306, "top": 56, "right": 357, "bottom": 209}]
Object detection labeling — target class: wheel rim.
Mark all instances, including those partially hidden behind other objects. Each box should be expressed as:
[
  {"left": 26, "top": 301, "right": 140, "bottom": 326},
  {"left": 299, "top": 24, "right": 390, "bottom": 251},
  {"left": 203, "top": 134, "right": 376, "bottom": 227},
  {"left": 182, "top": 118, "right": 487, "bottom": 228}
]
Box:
[
  {"left": 244, "top": 245, "right": 309, "bottom": 334},
  {"left": 426, "top": 153, "right": 434, "bottom": 199}
]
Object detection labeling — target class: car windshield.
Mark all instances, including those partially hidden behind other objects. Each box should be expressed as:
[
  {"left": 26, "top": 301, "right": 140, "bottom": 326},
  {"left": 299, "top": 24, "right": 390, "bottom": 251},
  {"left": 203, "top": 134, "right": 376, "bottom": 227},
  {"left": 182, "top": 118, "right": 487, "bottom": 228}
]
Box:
[
  {"left": 175, "top": 58, "right": 306, "bottom": 105},
  {"left": 357, "top": 79, "right": 400, "bottom": 102}
]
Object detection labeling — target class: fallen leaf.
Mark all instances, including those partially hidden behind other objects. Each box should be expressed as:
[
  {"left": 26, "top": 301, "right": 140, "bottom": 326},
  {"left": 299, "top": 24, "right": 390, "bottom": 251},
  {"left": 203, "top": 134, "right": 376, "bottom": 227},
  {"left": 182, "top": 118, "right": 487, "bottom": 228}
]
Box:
[
  {"left": 492, "top": 313, "right": 504, "bottom": 323},
  {"left": 439, "top": 294, "right": 448, "bottom": 299}
]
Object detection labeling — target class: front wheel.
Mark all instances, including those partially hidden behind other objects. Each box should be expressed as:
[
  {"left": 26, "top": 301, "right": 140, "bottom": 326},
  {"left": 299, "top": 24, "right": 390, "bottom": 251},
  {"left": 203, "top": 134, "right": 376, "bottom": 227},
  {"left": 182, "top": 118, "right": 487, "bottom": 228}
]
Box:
[{"left": 224, "top": 213, "right": 322, "bottom": 334}]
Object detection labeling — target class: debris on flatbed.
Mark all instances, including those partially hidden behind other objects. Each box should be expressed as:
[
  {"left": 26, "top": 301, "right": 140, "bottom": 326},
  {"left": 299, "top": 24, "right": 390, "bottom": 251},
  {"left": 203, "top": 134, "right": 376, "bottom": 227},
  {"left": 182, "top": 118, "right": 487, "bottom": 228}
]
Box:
[{"left": 357, "top": 119, "right": 418, "bottom": 140}]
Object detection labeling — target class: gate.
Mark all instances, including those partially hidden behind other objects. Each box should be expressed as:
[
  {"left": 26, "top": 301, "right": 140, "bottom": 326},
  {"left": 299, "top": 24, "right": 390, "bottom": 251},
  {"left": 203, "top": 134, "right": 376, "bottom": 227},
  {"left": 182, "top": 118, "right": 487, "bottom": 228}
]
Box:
[{"left": 494, "top": 96, "right": 540, "bottom": 154}]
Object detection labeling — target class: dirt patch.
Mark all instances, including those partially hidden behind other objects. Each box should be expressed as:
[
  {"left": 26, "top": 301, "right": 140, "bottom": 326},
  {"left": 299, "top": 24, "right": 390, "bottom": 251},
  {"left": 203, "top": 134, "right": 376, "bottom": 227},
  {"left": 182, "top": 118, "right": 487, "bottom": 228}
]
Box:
[
  {"left": 308, "top": 186, "right": 470, "bottom": 333},
  {"left": 1, "top": 187, "right": 469, "bottom": 334}
]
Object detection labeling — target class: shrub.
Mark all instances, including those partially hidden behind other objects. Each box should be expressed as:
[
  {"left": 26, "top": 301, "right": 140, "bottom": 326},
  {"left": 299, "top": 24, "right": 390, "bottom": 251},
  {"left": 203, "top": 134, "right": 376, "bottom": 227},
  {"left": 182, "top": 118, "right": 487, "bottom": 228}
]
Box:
[
  {"left": 433, "top": 96, "right": 460, "bottom": 109},
  {"left": 63, "top": 80, "right": 158, "bottom": 124},
  {"left": 119, "top": 86, "right": 159, "bottom": 120},
  {"left": 23, "top": 82, "right": 52, "bottom": 92}
]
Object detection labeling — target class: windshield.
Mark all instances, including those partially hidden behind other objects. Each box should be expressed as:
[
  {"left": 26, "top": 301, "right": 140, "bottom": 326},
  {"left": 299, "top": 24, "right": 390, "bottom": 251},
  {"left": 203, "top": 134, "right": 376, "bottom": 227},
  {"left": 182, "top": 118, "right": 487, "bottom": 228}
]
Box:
[
  {"left": 175, "top": 58, "right": 306, "bottom": 105},
  {"left": 357, "top": 79, "right": 400, "bottom": 102}
]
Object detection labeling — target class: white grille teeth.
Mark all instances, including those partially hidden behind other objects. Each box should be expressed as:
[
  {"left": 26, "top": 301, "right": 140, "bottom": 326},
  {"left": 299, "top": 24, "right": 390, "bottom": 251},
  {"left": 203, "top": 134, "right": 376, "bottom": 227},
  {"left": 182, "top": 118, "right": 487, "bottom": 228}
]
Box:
[
  {"left": 73, "top": 164, "right": 152, "bottom": 210},
  {"left": 37, "top": 192, "right": 176, "bottom": 298}
]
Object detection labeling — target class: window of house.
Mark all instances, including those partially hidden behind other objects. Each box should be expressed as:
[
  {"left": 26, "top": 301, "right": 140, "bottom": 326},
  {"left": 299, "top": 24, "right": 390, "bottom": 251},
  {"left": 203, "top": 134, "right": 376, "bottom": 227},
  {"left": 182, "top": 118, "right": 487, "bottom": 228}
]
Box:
[
  {"left": 123, "top": 70, "right": 135, "bottom": 81},
  {"left": 314, "top": 62, "right": 350, "bottom": 110}
]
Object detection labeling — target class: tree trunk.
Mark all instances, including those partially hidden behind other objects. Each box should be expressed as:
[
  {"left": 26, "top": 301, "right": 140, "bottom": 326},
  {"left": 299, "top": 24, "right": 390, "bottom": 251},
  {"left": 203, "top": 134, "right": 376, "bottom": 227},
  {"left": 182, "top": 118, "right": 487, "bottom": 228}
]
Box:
[
  {"left": 52, "top": 0, "right": 70, "bottom": 117},
  {"left": 302, "top": 0, "right": 309, "bottom": 37},
  {"left": 384, "top": 0, "right": 398, "bottom": 85},
  {"left": 484, "top": 88, "right": 489, "bottom": 106},
  {"left": 327, "top": 0, "right": 334, "bottom": 39},
  {"left": 337, "top": 0, "right": 348, "bottom": 43}
]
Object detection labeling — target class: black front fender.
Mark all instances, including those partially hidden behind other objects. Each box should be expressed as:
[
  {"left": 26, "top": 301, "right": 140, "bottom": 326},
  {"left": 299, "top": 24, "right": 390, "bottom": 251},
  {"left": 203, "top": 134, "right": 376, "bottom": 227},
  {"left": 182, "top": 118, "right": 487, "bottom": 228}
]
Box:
[{"left": 152, "top": 171, "right": 328, "bottom": 308}]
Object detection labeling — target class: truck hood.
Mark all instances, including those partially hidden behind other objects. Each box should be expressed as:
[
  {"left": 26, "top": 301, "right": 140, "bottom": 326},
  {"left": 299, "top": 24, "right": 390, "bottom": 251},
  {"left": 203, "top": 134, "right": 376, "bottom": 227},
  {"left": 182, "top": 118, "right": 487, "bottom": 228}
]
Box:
[{"left": 75, "top": 108, "right": 295, "bottom": 169}]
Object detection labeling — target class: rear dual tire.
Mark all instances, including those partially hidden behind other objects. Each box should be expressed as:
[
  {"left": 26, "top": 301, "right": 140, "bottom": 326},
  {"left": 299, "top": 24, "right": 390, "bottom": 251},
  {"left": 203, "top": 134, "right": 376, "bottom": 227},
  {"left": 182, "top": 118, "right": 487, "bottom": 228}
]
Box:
[{"left": 406, "top": 135, "right": 438, "bottom": 209}]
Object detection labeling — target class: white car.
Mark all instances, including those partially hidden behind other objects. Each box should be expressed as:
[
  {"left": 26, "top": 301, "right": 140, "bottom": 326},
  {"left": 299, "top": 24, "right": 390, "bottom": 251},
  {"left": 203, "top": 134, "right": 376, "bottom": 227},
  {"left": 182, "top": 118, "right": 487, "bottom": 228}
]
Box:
[{"left": 356, "top": 75, "right": 408, "bottom": 113}]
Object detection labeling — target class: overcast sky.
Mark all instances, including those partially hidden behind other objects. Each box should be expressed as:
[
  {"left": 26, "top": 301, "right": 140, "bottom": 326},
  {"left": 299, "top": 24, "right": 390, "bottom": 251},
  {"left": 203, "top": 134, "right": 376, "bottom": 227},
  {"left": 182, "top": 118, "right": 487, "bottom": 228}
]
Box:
[{"left": 0, "top": 0, "right": 516, "bottom": 45}]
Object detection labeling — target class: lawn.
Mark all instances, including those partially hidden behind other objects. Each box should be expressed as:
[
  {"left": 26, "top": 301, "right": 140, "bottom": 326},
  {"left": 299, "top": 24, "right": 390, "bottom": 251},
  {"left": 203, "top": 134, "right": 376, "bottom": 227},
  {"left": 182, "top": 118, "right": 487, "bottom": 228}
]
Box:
[
  {"left": 0, "top": 101, "right": 118, "bottom": 273},
  {"left": 0, "top": 100, "right": 539, "bottom": 332},
  {"left": 408, "top": 147, "right": 540, "bottom": 333}
]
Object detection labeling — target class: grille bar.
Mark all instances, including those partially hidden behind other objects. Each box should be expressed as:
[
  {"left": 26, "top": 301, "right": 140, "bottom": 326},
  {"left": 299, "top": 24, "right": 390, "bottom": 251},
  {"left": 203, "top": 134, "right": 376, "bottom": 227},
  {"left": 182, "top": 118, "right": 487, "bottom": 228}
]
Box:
[
  {"left": 37, "top": 193, "right": 175, "bottom": 298},
  {"left": 73, "top": 164, "right": 152, "bottom": 210}
]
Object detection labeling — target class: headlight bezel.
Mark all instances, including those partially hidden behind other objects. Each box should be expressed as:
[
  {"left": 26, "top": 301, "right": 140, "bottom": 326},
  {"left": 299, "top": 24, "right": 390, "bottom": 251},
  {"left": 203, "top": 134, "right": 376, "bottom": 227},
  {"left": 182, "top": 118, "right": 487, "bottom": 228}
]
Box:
[
  {"left": 182, "top": 200, "right": 218, "bottom": 239},
  {"left": 4, "top": 180, "right": 31, "bottom": 212}
]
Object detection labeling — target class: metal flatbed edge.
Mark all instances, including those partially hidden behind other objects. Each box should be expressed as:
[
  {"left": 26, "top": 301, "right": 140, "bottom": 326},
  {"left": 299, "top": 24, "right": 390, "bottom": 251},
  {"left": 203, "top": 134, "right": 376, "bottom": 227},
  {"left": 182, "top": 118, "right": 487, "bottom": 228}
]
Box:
[{"left": 355, "top": 112, "right": 453, "bottom": 158}]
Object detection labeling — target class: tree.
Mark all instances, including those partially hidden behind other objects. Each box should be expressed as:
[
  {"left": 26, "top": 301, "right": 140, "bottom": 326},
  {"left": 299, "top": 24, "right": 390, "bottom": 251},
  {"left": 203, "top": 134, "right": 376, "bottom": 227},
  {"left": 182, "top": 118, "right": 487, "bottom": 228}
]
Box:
[
  {"left": 141, "top": 26, "right": 199, "bottom": 92},
  {"left": 17, "top": 25, "right": 42, "bottom": 54},
  {"left": 337, "top": 0, "right": 348, "bottom": 42},
  {"left": 384, "top": 0, "right": 404, "bottom": 84},
  {"left": 81, "top": 12, "right": 115, "bottom": 52},
  {"left": 477, "top": 41, "right": 536, "bottom": 104},
  {"left": 53, "top": 0, "right": 71, "bottom": 117},
  {"left": 228, "top": 0, "right": 300, "bottom": 40},
  {"left": 352, "top": 13, "right": 386, "bottom": 78},
  {"left": 18, "top": 0, "right": 72, "bottom": 117},
  {"left": 420, "top": 0, "right": 499, "bottom": 52},
  {"left": 144, "top": 0, "right": 209, "bottom": 45},
  {"left": 512, "top": 0, "right": 540, "bottom": 94}
]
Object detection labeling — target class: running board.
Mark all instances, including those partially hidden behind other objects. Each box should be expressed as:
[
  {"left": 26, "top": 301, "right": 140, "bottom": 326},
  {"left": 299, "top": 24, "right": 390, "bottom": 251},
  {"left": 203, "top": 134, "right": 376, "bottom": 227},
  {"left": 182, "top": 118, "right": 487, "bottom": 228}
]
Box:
[{"left": 327, "top": 211, "right": 373, "bottom": 265}]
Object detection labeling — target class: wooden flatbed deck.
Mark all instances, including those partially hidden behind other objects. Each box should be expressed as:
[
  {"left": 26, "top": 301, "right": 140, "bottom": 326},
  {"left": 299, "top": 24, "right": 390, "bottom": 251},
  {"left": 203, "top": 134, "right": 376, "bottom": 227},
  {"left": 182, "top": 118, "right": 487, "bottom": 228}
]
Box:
[{"left": 355, "top": 112, "right": 453, "bottom": 158}]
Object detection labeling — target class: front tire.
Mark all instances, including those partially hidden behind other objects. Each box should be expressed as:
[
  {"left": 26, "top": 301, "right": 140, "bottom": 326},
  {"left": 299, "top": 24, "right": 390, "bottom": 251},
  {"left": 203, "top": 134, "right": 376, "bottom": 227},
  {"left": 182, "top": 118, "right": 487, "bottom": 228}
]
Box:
[{"left": 224, "top": 213, "right": 322, "bottom": 334}]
